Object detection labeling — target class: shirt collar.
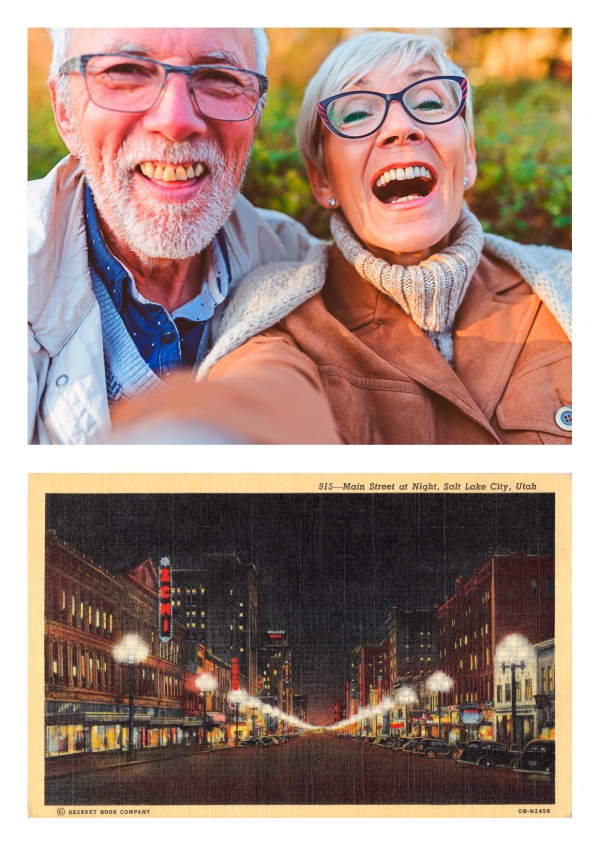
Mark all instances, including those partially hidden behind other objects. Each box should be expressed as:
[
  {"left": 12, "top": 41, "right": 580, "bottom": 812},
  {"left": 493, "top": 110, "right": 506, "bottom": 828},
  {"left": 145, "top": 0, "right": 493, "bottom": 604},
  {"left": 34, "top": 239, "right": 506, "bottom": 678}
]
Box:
[{"left": 84, "top": 183, "right": 230, "bottom": 318}]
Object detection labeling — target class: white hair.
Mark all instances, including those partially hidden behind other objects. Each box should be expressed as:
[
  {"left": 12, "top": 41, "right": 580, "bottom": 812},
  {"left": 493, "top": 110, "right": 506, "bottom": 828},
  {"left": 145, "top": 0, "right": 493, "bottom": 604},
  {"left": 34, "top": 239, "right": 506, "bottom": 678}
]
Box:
[{"left": 297, "top": 30, "right": 474, "bottom": 173}]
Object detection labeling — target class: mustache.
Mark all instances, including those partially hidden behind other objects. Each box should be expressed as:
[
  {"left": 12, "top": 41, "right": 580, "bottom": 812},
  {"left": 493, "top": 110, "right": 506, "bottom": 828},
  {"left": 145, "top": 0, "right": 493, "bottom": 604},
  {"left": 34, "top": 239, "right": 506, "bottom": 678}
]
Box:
[{"left": 113, "top": 138, "right": 227, "bottom": 172}]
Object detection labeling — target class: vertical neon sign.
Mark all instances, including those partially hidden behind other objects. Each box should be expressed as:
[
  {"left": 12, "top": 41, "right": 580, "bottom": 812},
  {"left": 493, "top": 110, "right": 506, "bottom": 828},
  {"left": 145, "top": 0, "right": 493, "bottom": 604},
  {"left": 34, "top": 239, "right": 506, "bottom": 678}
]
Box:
[{"left": 159, "top": 556, "right": 172, "bottom": 642}]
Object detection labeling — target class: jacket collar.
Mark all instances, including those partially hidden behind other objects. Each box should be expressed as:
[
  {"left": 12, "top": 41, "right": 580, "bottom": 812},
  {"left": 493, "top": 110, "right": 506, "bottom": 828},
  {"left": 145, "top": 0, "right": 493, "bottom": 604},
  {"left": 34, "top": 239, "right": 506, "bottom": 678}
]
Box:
[{"left": 28, "top": 156, "right": 96, "bottom": 358}]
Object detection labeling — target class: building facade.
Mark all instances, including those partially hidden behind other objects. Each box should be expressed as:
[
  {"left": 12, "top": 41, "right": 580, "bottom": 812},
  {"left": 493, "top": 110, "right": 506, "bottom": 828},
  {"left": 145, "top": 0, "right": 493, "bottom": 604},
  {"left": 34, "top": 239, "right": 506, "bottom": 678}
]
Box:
[
  {"left": 436, "top": 553, "right": 554, "bottom": 744},
  {"left": 259, "top": 630, "right": 293, "bottom": 713},
  {"left": 494, "top": 638, "right": 555, "bottom": 746},
  {"left": 173, "top": 555, "right": 258, "bottom": 695},
  {"left": 44, "top": 532, "right": 239, "bottom": 757},
  {"left": 387, "top": 607, "right": 437, "bottom": 689}
]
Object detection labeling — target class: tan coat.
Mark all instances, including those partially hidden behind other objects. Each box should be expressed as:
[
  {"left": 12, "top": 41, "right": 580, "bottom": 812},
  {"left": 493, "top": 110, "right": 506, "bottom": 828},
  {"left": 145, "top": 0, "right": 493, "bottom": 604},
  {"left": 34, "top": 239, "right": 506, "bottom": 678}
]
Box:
[{"left": 209, "top": 244, "right": 571, "bottom": 445}]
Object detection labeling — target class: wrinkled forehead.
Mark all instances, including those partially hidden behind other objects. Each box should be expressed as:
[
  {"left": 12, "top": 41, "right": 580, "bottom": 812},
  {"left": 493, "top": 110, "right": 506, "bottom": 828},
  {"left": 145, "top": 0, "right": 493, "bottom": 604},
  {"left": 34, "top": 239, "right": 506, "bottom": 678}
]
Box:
[{"left": 68, "top": 28, "right": 256, "bottom": 68}]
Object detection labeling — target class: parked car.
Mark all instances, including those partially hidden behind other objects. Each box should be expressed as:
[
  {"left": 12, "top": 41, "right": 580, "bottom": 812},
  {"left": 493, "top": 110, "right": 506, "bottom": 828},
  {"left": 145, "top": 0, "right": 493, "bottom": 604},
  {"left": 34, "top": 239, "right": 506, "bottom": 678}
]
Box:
[
  {"left": 388, "top": 738, "right": 413, "bottom": 751},
  {"left": 240, "top": 737, "right": 264, "bottom": 747},
  {"left": 373, "top": 736, "right": 393, "bottom": 747},
  {"left": 513, "top": 740, "right": 555, "bottom": 781},
  {"left": 457, "top": 740, "right": 519, "bottom": 768},
  {"left": 260, "top": 736, "right": 279, "bottom": 745},
  {"left": 414, "top": 739, "right": 453, "bottom": 758},
  {"left": 444, "top": 741, "right": 469, "bottom": 759},
  {"left": 400, "top": 738, "right": 422, "bottom": 753}
]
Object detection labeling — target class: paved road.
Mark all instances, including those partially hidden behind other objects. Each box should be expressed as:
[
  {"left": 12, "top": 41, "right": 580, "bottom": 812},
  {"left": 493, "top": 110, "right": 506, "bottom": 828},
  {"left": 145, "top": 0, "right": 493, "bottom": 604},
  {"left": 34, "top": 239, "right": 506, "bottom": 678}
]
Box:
[{"left": 46, "top": 735, "right": 555, "bottom": 807}]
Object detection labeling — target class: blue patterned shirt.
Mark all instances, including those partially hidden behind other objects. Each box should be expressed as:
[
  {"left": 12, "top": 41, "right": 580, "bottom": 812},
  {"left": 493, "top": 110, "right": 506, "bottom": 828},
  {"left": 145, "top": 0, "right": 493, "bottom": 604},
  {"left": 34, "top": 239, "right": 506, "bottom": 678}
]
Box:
[{"left": 84, "top": 184, "right": 231, "bottom": 376}]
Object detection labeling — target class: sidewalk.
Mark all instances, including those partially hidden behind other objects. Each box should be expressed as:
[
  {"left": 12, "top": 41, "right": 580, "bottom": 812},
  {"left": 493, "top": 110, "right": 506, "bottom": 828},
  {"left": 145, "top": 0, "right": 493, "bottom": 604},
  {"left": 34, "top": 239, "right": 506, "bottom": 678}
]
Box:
[{"left": 45, "top": 742, "right": 235, "bottom": 779}]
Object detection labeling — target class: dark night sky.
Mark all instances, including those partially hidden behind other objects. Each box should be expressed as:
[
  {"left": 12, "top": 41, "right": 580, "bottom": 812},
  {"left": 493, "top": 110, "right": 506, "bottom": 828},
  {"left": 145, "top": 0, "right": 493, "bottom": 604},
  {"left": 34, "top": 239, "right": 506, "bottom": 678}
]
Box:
[{"left": 45, "top": 493, "right": 554, "bottom": 723}]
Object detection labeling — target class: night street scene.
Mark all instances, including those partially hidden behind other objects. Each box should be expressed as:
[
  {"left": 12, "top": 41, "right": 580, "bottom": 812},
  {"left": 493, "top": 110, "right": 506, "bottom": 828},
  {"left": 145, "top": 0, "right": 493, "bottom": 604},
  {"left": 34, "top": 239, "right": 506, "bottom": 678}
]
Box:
[{"left": 40, "top": 491, "right": 560, "bottom": 809}]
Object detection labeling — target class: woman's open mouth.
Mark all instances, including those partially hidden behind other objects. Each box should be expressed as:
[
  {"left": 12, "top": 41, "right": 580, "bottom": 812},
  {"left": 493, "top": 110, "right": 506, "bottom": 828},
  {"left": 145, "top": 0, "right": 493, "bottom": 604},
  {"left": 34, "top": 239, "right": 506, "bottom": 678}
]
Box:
[{"left": 372, "top": 165, "right": 435, "bottom": 205}]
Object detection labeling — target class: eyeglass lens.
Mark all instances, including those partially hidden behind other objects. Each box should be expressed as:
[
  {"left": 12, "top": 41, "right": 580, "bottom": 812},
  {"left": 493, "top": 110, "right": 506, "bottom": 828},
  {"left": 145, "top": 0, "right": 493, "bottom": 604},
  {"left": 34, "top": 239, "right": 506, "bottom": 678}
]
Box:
[
  {"left": 84, "top": 55, "right": 262, "bottom": 119},
  {"left": 326, "top": 78, "right": 464, "bottom": 136}
]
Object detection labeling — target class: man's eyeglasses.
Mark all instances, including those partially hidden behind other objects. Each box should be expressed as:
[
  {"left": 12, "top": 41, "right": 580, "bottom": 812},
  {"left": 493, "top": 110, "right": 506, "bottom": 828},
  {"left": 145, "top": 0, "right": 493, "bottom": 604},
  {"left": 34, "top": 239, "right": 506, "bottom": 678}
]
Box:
[
  {"left": 59, "top": 53, "right": 269, "bottom": 122},
  {"left": 318, "top": 76, "right": 468, "bottom": 139}
]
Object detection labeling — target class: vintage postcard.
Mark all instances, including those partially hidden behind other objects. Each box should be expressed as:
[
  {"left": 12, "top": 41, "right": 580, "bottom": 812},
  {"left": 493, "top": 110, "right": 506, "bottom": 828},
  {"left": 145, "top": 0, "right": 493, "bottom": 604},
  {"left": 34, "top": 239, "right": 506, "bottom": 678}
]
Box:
[{"left": 28, "top": 472, "right": 571, "bottom": 818}]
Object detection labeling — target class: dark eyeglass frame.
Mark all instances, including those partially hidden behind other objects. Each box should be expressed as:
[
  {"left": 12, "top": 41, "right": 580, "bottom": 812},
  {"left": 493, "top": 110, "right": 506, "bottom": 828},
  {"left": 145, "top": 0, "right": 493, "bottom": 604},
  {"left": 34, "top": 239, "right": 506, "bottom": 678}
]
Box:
[
  {"left": 58, "top": 53, "right": 269, "bottom": 121},
  {"left": 317, "top": 75, "right": 468, "bottom": 138}
]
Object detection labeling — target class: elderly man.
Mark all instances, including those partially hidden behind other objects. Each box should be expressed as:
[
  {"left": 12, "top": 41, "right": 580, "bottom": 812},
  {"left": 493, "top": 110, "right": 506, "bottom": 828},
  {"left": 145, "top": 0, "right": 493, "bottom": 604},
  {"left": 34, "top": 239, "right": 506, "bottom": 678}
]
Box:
[{"left": 29, "top": 28, "right": 338, "bottom": 444}]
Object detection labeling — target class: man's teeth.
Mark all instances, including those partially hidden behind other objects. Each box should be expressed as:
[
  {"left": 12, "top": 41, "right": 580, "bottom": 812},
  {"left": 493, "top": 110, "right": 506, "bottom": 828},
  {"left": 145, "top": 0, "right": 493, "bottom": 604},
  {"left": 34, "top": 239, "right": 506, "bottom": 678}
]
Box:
[
  {"left": 375, "top": 165, "right": 432, "bottom": 188},
  {"left": 140, "top": 162, "right": 205, "bottom": 181}
]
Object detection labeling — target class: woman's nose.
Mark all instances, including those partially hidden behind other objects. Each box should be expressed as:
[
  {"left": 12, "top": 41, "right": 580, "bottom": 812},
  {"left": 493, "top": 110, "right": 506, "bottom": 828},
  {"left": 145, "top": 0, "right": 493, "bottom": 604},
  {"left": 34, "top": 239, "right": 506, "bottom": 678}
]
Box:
[{"left": 375, "top": 99, "right": 426, "bottom": 146}]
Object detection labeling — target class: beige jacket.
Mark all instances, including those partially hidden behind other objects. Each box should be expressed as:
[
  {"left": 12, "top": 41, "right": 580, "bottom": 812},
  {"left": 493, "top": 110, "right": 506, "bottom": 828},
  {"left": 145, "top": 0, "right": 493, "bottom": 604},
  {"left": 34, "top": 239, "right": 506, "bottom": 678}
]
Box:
[
  {"left": 201, "top": 239, "right": 571, "bottom": 444},
  {"left": 28, "top": 155, "right": 320, "bottom": 444}
]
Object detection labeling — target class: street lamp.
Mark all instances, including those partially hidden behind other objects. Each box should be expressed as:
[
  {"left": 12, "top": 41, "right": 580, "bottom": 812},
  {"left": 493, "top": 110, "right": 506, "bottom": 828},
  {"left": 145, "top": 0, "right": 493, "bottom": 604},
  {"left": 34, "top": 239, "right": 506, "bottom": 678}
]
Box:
[
  {"left": 495, "top": 634, "right": 534, "bottom": 749},
  {"left": 112, "top": 633, "right": 149, "bottom": 761},
  {"left": 228, "top": 689, "right": 247, "bottom": 746},
  {"left": 426, "top": 671, "right": 453, "bottom": 742},
  {"left": 196, "top": 672, "right": 218, "bottom": 749},
  {"left": 261, "top": 703, "right": 274, "bottom": 736},
  {"left": 395, "top": 686, "right": 417, "bottom": 736},
  {"left": 378, "top": 696, "right": 394, "bottom": 736}
]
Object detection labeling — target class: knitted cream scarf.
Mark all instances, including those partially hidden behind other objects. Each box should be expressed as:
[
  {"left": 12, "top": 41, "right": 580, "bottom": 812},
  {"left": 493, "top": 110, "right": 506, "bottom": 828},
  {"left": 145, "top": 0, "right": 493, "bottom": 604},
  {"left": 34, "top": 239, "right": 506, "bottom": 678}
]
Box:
[{"left": 330, "top": 207, "right": 484, "bottom": 364}]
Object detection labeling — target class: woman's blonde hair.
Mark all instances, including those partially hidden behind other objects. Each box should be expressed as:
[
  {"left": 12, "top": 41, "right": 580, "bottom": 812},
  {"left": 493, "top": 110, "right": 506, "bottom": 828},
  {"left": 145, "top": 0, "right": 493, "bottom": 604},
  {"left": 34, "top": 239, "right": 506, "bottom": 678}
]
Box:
[{"left": 297, "top": 30, "right": 474, "bottom": 172}]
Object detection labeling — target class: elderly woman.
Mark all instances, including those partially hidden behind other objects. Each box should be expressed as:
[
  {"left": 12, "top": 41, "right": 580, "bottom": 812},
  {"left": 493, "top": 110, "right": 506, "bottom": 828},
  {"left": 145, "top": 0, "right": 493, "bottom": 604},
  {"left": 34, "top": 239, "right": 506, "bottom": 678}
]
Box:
[{"left": 116, "top": 30, "right": 571, "bottom": 445}]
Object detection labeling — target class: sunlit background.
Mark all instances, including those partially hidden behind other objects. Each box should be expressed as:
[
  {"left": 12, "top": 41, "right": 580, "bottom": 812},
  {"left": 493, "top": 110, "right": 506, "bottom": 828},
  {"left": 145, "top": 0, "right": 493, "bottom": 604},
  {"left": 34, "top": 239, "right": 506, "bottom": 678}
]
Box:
[{"left": 29, "top": 27, "right": 572, "bottom": 248}]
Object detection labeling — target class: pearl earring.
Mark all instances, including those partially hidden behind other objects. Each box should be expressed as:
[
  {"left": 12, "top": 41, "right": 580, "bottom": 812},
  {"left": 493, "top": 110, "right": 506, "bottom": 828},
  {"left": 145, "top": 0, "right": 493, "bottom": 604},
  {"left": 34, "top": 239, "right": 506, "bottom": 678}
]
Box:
[
  {"left": 328, "top": 197, "right": 337, "bottom": 208},
  {"left": 463, "top": 177, "right": 469, "bottom": 188}
]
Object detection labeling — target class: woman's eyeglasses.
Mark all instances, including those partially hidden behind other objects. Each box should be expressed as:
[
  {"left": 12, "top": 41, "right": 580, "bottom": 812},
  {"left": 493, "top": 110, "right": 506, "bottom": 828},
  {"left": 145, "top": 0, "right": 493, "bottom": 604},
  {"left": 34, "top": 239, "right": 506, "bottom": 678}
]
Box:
[{"left": 318, "top": 76, "right": 468, "bottom": 139}]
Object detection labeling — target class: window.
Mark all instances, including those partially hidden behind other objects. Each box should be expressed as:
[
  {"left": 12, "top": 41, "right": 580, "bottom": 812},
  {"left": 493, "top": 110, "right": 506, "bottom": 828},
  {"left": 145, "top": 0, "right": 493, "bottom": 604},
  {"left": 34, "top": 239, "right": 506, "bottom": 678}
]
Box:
[
  {"left": 541, "top": 667, "right": 547, "bottom": 693},
  {"left": 515, "top": 682, "right": 521, "bottom": 701},
  {"left": 531, "top": 578, "right": 538, "bottom": 597},
  {"left": 505, "top": 683, "right": 511, "bottom": 702},
  {"left": 525, "top": 678, "right": 533, "bottom": 699},
  {"left": 548, "top": 666, "right": 554, "bottom": 693}
]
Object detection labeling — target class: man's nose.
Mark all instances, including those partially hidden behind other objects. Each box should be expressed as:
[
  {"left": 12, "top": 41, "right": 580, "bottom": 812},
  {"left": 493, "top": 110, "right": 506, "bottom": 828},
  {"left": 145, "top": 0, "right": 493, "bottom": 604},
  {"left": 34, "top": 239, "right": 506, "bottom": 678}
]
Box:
[
  {"left": 142, "top": 71, "right": 207, "bottom": 141},
  {"left": 375, "top": 99, "right": 426, "bottom": 146}
]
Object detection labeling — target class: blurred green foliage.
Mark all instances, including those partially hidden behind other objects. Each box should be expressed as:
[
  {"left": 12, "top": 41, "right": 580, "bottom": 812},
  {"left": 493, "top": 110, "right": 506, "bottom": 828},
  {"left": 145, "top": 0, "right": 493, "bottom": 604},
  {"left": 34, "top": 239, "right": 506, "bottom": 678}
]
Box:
[
  {"left": 469, "top": 79, "right": 571, "bottom": 248},
  {"left": 28, "top": 98, "right": 69, "bottom": 181},
  {"left": 28, "top": 78, "right": 571, "bottom": 249}
]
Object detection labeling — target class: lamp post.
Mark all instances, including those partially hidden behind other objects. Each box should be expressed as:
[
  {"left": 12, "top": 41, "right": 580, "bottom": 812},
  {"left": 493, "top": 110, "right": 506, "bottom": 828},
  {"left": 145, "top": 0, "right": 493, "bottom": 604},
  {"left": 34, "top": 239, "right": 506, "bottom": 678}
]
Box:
[
  {"left": 196, "top": 672, "right": 218, "bottom": 749},
  {"left": 261, "top": 703, "right": 274, "bottom": 736},
  {"left": 426, "top": 671, "right": 453, "bottom": 742},
  {"left": 495, "top": 634, "right": 534, "bottom": 750},
  {"left": 228, "top": 689, "right": 247, "bottom": 746},
  {"left": 395, "top": 686, "right": 417, "bottom": 736},
  {"left": 112, "top": 633, "right": 149, "bottom": 761}
]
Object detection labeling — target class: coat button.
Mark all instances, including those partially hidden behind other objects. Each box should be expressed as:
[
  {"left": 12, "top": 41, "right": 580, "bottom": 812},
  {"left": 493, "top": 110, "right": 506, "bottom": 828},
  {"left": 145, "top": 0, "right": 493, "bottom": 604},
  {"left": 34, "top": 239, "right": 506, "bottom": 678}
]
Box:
[
  {"left": 55, "top": 374, "right": 69, "bottom": 387},
  {"left": 161, "top": 332, "right": 176, "bottom": 345},
  {"left": 555, "top": 406, "right": 572, "bottom": 431}
]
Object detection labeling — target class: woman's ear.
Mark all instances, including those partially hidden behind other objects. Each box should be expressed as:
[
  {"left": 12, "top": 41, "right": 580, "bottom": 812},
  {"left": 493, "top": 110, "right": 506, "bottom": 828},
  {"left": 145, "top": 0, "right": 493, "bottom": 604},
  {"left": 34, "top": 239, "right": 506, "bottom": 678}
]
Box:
[
  {"left": 306, "top": 159, "right": 337, "bottom": 210},
  {"left": 464, "top": 136, "right": 477, "bottom": 190},
  {"left": 49, "top": 80, "right": 80, "bottom": 157}
]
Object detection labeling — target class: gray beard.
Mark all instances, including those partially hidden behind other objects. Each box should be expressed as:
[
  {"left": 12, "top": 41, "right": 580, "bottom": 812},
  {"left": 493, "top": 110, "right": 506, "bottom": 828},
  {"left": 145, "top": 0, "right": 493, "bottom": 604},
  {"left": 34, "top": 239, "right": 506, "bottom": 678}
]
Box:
[{"left": 78, "top": 135, "right": 250, "bottom": 261}]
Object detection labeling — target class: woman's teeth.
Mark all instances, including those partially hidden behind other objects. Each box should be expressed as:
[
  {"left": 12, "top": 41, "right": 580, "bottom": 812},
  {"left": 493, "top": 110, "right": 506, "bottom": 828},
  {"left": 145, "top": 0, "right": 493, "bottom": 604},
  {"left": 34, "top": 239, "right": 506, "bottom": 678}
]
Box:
[
  {"left": 375, "top": 165, "right": 432, "bottom": 188},
  {"left": 139, "top": 162, "right": 205, "bottom": 182}
]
